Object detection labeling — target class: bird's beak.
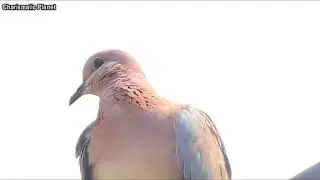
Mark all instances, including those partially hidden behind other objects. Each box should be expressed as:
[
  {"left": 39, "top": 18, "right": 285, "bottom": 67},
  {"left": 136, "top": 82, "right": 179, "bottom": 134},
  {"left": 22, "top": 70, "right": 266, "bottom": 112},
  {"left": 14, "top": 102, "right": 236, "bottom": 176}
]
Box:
[{"left": 69, "top": 83, "right": 85, "bottom": 106}]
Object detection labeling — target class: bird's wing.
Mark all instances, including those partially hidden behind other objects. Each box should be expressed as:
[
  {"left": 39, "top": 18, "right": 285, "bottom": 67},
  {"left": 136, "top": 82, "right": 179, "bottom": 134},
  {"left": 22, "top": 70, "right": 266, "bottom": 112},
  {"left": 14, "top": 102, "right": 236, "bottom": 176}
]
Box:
[
  {"left": 175, "top": 105, "right": 232, "bottom": 179},
  {"left": 75, "top": 122, "right": 94, "bottom": 180}
]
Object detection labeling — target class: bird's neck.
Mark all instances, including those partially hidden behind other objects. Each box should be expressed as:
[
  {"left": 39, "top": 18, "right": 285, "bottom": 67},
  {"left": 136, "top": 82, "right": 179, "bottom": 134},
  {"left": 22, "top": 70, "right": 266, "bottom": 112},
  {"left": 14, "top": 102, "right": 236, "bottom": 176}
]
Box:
[{"left": 96, "top": 76, "right": 163, "bottom": 123}]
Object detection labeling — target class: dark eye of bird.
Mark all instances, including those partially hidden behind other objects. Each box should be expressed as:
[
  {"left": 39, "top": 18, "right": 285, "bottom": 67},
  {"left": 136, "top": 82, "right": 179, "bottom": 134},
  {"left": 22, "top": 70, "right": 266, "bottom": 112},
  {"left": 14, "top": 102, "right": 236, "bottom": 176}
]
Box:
[{"left": 93, "top": 57, "right": 104, "bottom": 69}]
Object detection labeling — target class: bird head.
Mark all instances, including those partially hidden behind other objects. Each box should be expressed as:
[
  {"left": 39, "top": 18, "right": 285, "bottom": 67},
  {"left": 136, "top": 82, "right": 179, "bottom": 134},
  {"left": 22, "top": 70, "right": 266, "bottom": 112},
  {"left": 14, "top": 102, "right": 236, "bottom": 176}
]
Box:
[{"left": 69, "top": 50, "right": 144, "bottom": 106}]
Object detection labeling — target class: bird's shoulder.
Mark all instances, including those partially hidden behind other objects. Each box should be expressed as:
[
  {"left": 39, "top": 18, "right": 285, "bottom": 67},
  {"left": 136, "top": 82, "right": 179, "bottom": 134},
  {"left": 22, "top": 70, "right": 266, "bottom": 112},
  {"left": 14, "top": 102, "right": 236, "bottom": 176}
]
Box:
[{"left": 174, "top": 104, "right": 232, "bottom": 179}]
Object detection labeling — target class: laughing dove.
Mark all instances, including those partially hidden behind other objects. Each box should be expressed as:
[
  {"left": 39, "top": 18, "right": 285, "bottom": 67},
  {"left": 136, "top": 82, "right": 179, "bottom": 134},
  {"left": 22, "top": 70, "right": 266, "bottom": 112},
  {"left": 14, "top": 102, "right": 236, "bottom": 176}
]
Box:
[{"left": 69, "top": 50, "right": 232, "bottom": 180}]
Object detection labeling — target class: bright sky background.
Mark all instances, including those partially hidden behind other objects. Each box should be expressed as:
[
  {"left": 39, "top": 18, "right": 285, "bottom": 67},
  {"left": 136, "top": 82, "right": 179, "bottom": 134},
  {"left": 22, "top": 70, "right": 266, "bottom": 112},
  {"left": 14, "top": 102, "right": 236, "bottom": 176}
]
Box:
[{"left": 0, "top": 1, "right": 320, "bottom": 179}]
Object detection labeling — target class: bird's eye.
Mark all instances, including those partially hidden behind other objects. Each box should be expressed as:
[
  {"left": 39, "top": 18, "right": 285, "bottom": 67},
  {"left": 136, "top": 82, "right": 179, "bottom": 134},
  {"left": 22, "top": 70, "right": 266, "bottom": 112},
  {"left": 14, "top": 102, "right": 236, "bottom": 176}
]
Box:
[{"left": 93, "top": 57, "right": 104, "bottom": 69}]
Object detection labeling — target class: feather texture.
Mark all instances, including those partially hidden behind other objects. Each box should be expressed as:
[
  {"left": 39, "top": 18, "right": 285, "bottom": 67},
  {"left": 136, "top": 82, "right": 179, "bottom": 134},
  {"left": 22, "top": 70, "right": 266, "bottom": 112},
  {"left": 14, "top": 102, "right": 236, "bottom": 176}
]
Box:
[
  {"left": 175, "top": 105, "right": 232, "bottom": 179},
  {"left": 75, "top": 122, "right": 94, "bottom": 180}
]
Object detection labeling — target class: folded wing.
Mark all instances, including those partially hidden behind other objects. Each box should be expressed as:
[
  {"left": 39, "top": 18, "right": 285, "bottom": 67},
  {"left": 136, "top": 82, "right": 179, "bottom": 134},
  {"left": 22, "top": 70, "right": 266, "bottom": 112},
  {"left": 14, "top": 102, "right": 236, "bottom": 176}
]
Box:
[{"left": 175, "top": 105, "right": 232, "bottom": 179}]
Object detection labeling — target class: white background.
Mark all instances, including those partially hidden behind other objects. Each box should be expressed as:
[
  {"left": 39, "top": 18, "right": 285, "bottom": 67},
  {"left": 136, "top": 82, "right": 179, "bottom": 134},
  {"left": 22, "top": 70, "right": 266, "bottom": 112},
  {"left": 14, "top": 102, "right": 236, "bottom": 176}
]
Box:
[{"left": 0, "top": 1, "right": 320, "bottom": 179}]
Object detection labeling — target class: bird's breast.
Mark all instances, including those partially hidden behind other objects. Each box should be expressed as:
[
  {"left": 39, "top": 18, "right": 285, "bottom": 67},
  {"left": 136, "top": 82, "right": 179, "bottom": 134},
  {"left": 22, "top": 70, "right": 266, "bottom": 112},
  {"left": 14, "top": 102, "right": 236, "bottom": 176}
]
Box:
[
  {"left": 91, "top": 146, "right": 181, "bottom": 179},
  {"left": 88, "top": 112, "right": 181, "bottom": 179}
]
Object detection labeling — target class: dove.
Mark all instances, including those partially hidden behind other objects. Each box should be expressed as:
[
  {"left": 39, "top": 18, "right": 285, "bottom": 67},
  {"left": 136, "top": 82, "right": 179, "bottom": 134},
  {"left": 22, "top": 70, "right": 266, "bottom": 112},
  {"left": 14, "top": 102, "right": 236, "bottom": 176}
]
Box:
[{"left": 69, "top": 50, "right": 232, "bottom": 180}]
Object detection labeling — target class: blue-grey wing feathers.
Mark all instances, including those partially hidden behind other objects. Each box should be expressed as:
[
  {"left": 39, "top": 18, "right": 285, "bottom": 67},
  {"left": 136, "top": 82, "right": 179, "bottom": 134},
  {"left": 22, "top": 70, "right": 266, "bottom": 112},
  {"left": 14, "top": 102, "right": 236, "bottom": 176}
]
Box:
[
  {"left": 75, "top": 122, "right": 94, "bottom": 180},
  {"left": 175, "top": 105, "right": 232, "bottom": 179}
]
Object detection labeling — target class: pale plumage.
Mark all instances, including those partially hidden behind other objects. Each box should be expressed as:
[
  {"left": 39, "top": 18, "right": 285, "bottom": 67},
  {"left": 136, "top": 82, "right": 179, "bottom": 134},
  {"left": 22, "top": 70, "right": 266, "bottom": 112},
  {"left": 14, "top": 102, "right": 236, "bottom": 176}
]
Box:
[{"left": 70, "top": 50, "right": 232, "bottom": 180}]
